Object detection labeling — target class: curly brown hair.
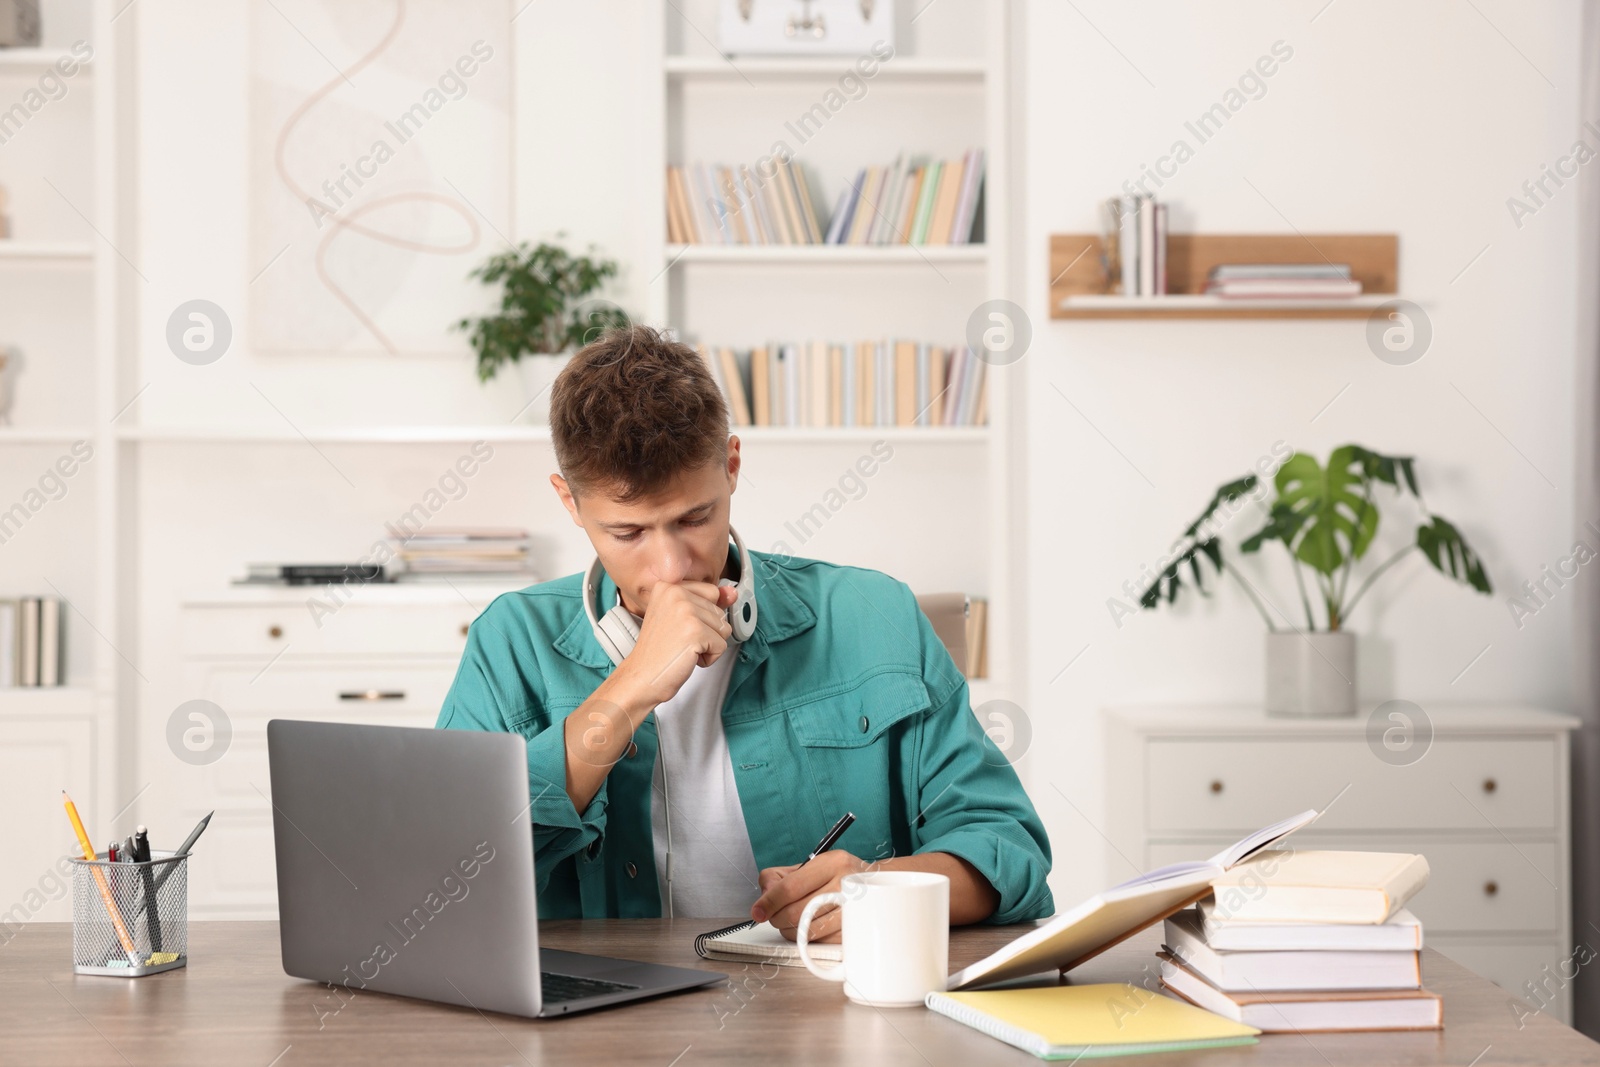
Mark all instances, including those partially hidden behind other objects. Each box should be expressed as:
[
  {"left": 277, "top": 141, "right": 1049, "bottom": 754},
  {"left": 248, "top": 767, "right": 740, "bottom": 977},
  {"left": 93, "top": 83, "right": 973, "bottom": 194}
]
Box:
[{"left": 550, "top": 324, "right": 730, "bottom": 502}]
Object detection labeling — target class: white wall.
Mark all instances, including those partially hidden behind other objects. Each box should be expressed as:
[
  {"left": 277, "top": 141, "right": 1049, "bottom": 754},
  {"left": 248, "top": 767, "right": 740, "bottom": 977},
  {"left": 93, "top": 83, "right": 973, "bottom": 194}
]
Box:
[
  {"left": 119, "top": 0, "right": 1588, "bottom": 914},
  {"left": 1020, "top": 0, "right": 1583, "bottom": 904},
  {"left": 127, "top": 0, "right": 991, "bottom": 815}
]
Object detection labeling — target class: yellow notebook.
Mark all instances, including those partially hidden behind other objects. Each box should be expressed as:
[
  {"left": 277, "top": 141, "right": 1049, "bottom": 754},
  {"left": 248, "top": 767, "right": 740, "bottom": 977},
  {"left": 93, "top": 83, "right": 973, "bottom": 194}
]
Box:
[{"left": 926, "top": 984, "right": 1259, "bottom": 1061}]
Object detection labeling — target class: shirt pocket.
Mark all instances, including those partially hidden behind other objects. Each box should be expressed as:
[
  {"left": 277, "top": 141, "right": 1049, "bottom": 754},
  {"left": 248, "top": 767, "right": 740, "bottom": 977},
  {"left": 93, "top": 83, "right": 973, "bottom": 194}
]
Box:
[{"left": 786, "top": 670, "right": 929, "bottom": 748}]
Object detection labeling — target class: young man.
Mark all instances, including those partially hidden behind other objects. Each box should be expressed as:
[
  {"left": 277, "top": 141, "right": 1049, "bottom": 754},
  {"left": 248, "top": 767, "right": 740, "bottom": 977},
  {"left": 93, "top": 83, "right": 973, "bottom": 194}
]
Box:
[{"left": 436, "top": 325, "right": 1053, "bottom": 940}]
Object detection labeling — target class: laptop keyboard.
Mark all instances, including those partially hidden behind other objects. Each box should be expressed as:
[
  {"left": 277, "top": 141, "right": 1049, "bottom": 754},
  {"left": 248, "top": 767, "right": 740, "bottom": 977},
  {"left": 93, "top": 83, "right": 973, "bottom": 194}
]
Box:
[{"left": 540, "top": 970, "right": 641, "bottom": 1003}]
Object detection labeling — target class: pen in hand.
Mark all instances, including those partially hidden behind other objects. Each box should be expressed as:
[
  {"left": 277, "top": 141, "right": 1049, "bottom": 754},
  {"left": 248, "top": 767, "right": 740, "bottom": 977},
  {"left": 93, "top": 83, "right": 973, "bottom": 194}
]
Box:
[
  {"left": 749, "top": 812, "right": 856, "bottom": 925},
  {"left": 798, "top": 812, "right": 855, "bottom": 869}
]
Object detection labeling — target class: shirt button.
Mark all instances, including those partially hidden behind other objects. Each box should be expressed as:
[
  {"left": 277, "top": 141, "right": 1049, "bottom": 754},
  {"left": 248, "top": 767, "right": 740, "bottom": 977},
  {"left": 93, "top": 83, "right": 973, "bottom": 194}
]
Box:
[
  {"left": 626, "top": 862, "right": 638, "bottom": 879},
  {"left": 859, "top": 716, "right": 870, "bottom": 733},
  {"left": 625, "top": 741, "right": 638, "bottom": 759}
]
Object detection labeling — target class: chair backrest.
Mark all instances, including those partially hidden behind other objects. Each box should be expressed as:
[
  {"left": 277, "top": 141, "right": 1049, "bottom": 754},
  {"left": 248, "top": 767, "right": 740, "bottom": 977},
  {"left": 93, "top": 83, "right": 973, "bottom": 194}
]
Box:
[{"left": 915, "top": 593, "right": 970, "bottom": 676}]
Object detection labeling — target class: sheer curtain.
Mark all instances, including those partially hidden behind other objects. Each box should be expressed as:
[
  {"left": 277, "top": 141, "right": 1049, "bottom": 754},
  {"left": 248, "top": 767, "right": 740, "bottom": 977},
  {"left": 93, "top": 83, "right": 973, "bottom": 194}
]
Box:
[{"left": 1573, "top": 0, "right": 1600, "bottom": 1037}]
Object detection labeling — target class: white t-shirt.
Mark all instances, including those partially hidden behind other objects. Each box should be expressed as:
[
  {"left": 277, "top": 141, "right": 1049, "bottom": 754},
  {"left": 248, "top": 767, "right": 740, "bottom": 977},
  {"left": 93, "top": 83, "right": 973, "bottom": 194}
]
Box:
[{"left": 631, "top": 614, "right": 761, "bottom": 918}]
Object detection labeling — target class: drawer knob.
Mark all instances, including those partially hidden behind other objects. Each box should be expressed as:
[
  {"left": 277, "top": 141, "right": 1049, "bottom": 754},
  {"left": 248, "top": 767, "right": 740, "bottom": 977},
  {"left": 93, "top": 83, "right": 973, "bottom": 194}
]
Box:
[
  {"left": 268, "top": 625, "right": 283, "bottom": 639},
  {"left": 339, "top": 690, "right": 406, "bottom": 702},
  {"left": 1484, "top": 880, "right": 1499, "bottom": 897},
  {"left": 1483, "top": 778, "right": 1497, "bottom": 794},
  {"left": 460, "top": 623, "right": 470, "bottom": 637},
  {"left": 1209, "top": 780, "right": 1224, "bottom": 795}
]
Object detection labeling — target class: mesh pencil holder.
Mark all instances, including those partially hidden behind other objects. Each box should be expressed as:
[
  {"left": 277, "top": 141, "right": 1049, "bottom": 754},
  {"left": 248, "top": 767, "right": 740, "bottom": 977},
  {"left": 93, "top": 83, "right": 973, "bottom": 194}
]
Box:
[{"left": 70, "top": 851, "right": 188, "bottom": 976}]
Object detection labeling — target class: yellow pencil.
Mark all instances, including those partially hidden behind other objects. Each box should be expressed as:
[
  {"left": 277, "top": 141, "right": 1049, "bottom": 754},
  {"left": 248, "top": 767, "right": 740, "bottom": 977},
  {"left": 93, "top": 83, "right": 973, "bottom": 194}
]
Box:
[{"left": 63, "top": 790, "right": 141, "bottom": 966}]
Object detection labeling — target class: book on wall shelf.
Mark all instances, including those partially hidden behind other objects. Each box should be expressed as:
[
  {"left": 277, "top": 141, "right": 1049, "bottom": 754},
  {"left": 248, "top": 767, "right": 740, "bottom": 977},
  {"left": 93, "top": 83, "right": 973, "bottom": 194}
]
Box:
[
  {"left": 694, "top": 341, "right": 988, "bottom": 429},
  {"left": 667, "top": 150, "right": 984, "bottom": 247},
  {"left": 1202, "top": 263, "right": 1362, "bottom": 299},
  {"left": 1103, "top": 194, "right": 1167, "bottom": 296}
]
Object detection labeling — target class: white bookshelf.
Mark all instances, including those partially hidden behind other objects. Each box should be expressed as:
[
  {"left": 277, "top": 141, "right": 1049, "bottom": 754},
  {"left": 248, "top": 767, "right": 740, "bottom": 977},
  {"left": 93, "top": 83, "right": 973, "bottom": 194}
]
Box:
[
  {"left": 665, "top": 243, "right": 988, "bottom": 265},
  {"left": 0, "top": 240, "right": 95, "bottom": 260},
  {"left": 0, "top": 1, "right": 121, "bottom": 922},
  {"left": 0, "top": 685, "right": 96, "bottom": 717},
  {"left": 0, "top": 47, "right": 93, "bottom": 72},
  {"left": 663, "top": 54, "right": 986, "bottom": 78},
  {"left": 116, "top": 424, "right": 989, "bottom": 444},
  {"left": 644, "top": 0, "right": 1019, "bottom": 702},
  {"left": 0, "top": 425, "right": 96, "bottom": 443}
]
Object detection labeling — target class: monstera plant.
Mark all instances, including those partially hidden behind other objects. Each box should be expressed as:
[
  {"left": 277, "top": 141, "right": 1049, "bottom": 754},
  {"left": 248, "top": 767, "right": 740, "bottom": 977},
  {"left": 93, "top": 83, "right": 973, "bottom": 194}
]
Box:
[{"left": 1139, "top": 445, "right": 1493, "bottom": 716}]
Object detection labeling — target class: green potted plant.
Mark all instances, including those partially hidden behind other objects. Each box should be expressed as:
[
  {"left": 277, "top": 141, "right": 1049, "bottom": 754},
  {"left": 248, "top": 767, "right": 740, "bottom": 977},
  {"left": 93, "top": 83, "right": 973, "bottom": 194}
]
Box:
[
  {"left": 1140, "top": 444, "right": 1493, "bottom": 717},
  {"left": 457, "top": 239, "right": 631, "bottom": 419}
]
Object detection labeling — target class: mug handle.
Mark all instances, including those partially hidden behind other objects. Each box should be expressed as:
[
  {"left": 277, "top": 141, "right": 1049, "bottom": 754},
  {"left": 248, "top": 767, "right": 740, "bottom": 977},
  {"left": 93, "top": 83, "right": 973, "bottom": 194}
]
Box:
[{"left": 795, "top": 892, "right": 847, "bottom": 982}]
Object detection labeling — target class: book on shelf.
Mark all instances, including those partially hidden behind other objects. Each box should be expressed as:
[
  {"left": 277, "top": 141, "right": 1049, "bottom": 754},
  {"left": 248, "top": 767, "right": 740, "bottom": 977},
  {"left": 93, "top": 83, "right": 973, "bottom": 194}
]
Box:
[
  {"left": 1203, "top": 262, "right": 1362, "bottom": 299},
  {"left": 2, "top": 596, "right": 64, "bottom": 688},
  {"left": 388, "top": 528, "right": 536, "bottom": 581},
  {"left": 1137, "top": 194, "right": 1156, "bottom": 296},
  {"left": 666, "top": 150, "right": 985, "bottom": 246},
  {"left": 1153, "top": 202, "right": 1168, "bottom": 294},
  {"left": 1107, "top": 194, "right": 1168, "bottom": 297},
  {"left": 965, "top": 596, "right": 988, "bottom": 678},
  {"left": 695, "top": 341, "right": 989, "bottom": 429},
  {"left": 239, "top": 562, "right": 391, "bottom": 586}
]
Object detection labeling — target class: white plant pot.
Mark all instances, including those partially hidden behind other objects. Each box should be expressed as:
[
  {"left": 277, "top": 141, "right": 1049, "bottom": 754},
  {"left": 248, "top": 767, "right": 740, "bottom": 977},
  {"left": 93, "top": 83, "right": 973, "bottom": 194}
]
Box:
[
  {"left": 1265, "top": 630, "right": 1357, "bottom": 718},
  {"left": 512, "top": 352, "right": 573, "bottom": 425}
]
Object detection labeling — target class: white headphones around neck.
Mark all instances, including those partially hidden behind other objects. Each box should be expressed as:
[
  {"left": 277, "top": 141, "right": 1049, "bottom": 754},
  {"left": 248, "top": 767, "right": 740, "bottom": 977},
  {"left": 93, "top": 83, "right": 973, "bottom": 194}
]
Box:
[{"left": 582, "top": 525, "right": 759, "bottom": 668}]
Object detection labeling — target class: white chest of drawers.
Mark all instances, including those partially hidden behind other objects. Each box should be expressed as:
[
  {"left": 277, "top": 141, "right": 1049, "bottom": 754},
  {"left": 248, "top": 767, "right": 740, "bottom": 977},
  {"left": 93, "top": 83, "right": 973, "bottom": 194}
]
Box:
[
  {"left": 1103, "top": 704, "right": 1580, "bottom": 1024},
  {"left": 144, "top": 584, "right": 524, "bottom": 920}
]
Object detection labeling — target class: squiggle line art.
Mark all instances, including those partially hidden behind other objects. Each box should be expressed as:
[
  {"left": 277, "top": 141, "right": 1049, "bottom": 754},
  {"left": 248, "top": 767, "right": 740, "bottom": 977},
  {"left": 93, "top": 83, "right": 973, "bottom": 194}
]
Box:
[{"left": 271, "top": 0, "right": 482, "bottom": 354}]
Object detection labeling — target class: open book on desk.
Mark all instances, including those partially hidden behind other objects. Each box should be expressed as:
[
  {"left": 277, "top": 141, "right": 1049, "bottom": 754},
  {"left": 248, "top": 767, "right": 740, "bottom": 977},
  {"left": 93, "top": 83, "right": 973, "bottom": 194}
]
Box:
[{"left": 946, "top": 808, "right": 1320, "bottom": 991}]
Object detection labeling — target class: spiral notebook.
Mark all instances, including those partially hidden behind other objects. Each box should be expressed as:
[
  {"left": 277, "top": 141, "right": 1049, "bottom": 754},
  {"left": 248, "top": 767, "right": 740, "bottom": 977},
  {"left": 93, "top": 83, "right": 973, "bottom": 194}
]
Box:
[
  {"left": 927, "top": 984, "right": 1259, "bottom": 1060},
  {"left": 694, "top": 919, "right": 845, "bottom": 967}
]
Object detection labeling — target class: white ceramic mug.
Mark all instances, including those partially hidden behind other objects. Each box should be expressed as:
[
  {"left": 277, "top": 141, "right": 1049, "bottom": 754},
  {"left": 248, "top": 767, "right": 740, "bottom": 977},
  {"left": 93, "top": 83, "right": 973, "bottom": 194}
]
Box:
[{"left": 795, "top": 870, "right": 950, "bottom": 1007}]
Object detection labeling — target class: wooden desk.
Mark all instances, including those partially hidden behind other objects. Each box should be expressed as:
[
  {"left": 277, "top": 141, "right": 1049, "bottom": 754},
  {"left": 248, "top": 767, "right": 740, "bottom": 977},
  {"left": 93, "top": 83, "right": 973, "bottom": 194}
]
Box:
[{"left": 3, "top": 920, "right": 1597, "bottom": 1066}]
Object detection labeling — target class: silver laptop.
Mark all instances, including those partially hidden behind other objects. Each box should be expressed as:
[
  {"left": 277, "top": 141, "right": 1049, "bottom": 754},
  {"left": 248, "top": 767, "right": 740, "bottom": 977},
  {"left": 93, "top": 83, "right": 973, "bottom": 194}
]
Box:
[{"left": 266, "top": 719, "right": 724, "bottom": 1018}]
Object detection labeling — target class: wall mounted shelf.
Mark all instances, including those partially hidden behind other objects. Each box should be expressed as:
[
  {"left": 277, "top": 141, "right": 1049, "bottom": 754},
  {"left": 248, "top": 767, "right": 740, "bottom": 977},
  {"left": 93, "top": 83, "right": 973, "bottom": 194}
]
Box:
[
  {"left": 1049, "top": 232, "right": 1399, "bottom": 320},
  {"left": 665, "top": 244, "right": 987, "bottom": 265}
]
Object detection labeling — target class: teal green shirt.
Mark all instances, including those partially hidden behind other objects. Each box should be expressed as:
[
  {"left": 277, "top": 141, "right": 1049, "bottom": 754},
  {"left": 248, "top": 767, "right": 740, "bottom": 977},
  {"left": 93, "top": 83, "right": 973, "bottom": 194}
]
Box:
[{"left": 435, "top": 550, "right": 1054, "bottom": 923}]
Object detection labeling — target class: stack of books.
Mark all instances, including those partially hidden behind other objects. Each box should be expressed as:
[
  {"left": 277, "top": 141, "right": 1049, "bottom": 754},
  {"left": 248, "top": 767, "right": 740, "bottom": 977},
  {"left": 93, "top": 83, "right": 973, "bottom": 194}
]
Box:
[
  {"left": 1203, "top": 263, "right": 1362, "bottom": 300},
  {"left": 1158, "top": 850, "right": 1442, "bottom": 1032},
  {"left": 668, "top": 158, "right": 825, "bottom": 245},
  {"left": 388, "top": 528, "right": 536, "bottom": 582},
  {"left": 665, "top": 150, "right": 985, "bottom": 246},
  {"left": 1102, "top": 194, "right": 1168, "bottom": 296},
  {"left": 0, "top": 596, "right": 64, "bottom": 687},
  {"left": 824, "top": 150, "right": 985, "bottom": 246},
  {"left": 696, "top": 341, "right": 987, "bottom": 429}
]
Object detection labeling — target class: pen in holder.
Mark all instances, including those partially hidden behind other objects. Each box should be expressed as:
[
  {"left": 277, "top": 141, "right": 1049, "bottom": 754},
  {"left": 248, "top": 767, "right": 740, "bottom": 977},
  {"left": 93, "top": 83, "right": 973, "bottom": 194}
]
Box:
[{"left": 70, "top": 851, "right": 188, "bottom": 976}]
